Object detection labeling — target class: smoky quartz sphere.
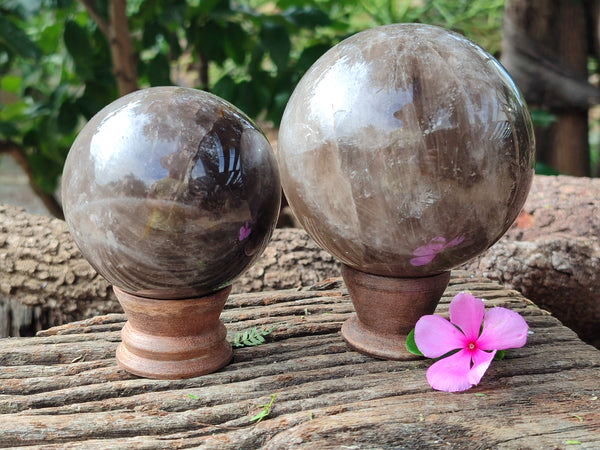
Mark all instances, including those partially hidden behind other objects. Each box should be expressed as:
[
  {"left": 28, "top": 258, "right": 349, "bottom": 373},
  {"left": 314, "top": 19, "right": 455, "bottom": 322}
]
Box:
[
  {"left": 62, "top": 87, "right": 281, "bottom": 299},
  {"left": 278, "top": 24, "right": 535, "bottom": 278}
]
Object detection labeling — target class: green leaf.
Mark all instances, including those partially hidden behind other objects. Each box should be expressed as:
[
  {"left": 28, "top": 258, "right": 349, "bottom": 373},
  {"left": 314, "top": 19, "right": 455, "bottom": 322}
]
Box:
[
  {"left": 283, "top": 7, "right": 331, "bottom": 28},
  {"left": 535, "top": 162, "right": 560, "bottom": 176},
  {"left": 233, "top": 79, "right": 269, "bottom": 118},
  {"left": 405, "top": 328, "right": 423, "bottom": 356},
  {"left": 296, "top": 43, "right": 329, "bottom": 73},
  {"left": 28, "top": 153, "right": 62, "bottom": 194},
  {"left": 37, "top": 21, "right": 64, "bottom": 54},
  {"left": 232, "top": 324, "right": 279, "bottom": 348},
  {"left": 190, "top": 20, "right": 227, "bottom": 64},
  {"left": 64, "top": 20, "right": 93, "bottom": 61},
  {"left": 260, "top": 22, "right": 291, "bottom": 71},
  {"left": 223, "top": 22, "right": 248, "bottom": 65},
  {"left": 0, "top": 121, "right": 19, "bottom": 138},
  {"left": 188, "top": 0, "right": 221, "bottom": 14},
  {"left": 266, "top": 90, "right": 290, "bottom": 124},
  {"left": 530, "top": 109, "right": 557, "bottom": 128},
  {"left": 57, "top": 100, "right": 80, "bottom": 134},
  {"left": 146, "top": 52, "right": 172, "bottom": 86},
  {"left": 64, "top": 20, "right": 94, "bottom": 80},
  {"left": 212, "top": 75, "right": 237, "bottom": 102},
  {"left": 250, "top": 393, "right": 276, "bottom": 424},
  {"left": 1, "top": 75, "right": 22, "bottom": 93},
  {"left": 493, "top": 350, "right": 505, "bottom": 361},
  {"left": 0, "top": 100, "right": 27, "bottom": 122},
  {"left": 76, "top": 82, "right": 118, "bottom": 120},
  {"left": 0, "top": 15, "right": 42, "bottom": 60}
]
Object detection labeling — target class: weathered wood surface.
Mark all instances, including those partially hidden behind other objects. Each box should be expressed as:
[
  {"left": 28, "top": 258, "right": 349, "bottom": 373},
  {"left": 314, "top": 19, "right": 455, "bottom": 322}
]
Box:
[{"left": 1, "top": 271, "right": 599, "bottom": 449}]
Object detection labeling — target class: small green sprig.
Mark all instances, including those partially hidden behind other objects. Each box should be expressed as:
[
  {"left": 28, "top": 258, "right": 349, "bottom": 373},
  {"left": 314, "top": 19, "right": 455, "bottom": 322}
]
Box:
[
  {"left": 250, "top": 393, "right": 277, "bottom": 423},
  {"left": 232, "top": 324, "right": 279, "bottom": 348}
]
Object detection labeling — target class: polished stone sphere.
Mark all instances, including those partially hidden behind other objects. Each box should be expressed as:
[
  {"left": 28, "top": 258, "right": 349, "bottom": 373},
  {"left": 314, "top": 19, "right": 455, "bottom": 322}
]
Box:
[
  {"left": 62, "top": 87, "right": 281, "bottom": 299},
  {"left": 278, "top": 24, "right": 535, "bottom": 278}
]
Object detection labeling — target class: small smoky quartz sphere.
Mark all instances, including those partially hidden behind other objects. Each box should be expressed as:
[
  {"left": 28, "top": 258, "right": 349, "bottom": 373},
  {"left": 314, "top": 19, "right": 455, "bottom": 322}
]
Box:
[
  {"left": 62, "top": 87, "right": 281, "bottom": 299},
  {"left": 278, "top": 24, "right": 535, "bottom": 278}
]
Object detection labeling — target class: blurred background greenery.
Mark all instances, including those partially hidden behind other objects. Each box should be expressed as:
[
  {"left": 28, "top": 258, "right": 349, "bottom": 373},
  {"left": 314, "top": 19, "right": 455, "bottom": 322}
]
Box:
[{"left": 0, "top": 0, "right": 597, "bottom": 218}]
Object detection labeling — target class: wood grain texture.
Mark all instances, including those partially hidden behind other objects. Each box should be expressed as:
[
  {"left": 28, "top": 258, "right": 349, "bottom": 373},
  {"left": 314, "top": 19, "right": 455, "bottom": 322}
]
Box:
[{"left": 1, "top": 271, "right": 599, "bottom": 449}]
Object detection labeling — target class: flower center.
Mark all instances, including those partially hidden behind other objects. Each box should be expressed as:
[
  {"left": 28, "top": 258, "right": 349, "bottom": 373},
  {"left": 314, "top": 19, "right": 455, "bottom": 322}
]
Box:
[{"left": 467, "top": 342, "right": 476, "bottom": 351}]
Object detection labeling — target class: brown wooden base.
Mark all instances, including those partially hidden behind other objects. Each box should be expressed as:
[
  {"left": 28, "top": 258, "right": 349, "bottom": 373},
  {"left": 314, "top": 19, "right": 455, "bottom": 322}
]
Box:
[
  {"left": 114, "top": 286, "right": 232, "bottom": 379},
  {"left": 341, "top": 265, "right": 451, "bottom": 360}
]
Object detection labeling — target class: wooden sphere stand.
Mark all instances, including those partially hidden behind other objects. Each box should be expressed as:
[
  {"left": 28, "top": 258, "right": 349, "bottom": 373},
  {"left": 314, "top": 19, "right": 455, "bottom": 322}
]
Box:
[
  {"left": 114, "top": 286, "right": 232, "bottom": 379},
  {"left": 341, "top": 265, "right": 450, "bottom": 360}
]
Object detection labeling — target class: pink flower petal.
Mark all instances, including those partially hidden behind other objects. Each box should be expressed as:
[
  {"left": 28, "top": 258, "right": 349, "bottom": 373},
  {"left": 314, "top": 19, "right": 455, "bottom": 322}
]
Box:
[
  {"left": 410, "top": 254, "right": 436, "bottom": 266},
  {"left": 238, "top": 221, "right": 251, "bottom": 241},
  {"left": 449, "top": 292, "right": 485, "bottom": 341},
  {"left": 446, "top": 235, "right": 465, "bottom": 247},
  {"left": 425, "top": 348, "right": 473, "bottom": 392},
  {"left": 414, "top": 314, "right": 465, "bottom": 358},
  {"left": 412, "top": 245, "right": 436, "bottom": 257},
  {"left": 468, "top": 348, "right": 496, "bottom": 386},
  {"left": 413, "top": 237, "right": 446, "bottom": 255},
  {"left": 477, "top": 307, "right": 528, "bottom": 350}
]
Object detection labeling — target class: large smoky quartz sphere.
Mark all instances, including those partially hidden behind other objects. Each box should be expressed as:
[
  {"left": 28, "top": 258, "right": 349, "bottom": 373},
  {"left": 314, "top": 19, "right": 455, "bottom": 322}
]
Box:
[
  {"left": 278, "top": 24, "right": 535, "bottom": 278},
  {"left": 62, "top": 87, "right": 281, "bottom": 299}
]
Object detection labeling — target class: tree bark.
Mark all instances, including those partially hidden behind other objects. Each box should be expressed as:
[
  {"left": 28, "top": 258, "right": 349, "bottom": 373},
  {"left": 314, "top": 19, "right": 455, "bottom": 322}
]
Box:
[
  {"left": 108, "top": 0, "right": 138, "bottom": 95},
  {"left": 502, "top": 0, "right": 595, "bottom": 176},
  {"left": 78, "top": 0, "right": 138, "bottom": 96}
]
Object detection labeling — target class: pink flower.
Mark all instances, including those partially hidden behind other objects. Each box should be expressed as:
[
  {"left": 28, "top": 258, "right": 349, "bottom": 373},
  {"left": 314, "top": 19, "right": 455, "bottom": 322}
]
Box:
[
  {"left": 238, "top": 221, "right": 251, "bottom": 241},
  {"left": 410, "top": 235, "right": 464, "bottom": 266},
  {"left": 414, "top": 292, "right": 528, "bottom": 392}
]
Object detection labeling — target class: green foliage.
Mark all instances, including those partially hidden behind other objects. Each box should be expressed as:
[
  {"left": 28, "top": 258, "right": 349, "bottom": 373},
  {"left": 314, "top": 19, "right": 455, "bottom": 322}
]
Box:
[
  {"left": 534, "top": 162, "right": 560, "bottom": 176},
  {"left": 1, "top": 0, "right": 506, "bottom": 207},
  {"left": 250, "top": 393, "right": 276, "bottom": 423},
  {"left": 232, "top": 324, "right": 278, "bottom": 347},
  {"left": 0, "top": 1, "right": 116, "bottom": 195},
  {"left": 530, "top": 109, "right": 558, "bottom": 128},
  {"left": 405, "top": 328, "right": 424, "bottom": 356}
]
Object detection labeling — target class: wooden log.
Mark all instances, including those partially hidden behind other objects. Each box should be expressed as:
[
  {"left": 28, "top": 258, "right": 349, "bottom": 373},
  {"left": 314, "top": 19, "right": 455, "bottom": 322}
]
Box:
[
  {"left": 1, "top": 174, "right": 600, "bottom": 349},
  {"left": 0, "top": 271, "right": 599, "bottom": 448},
  {"left": 0, "top": 204, "right": 339, "bottom": 337},
  {"left": 463, "top": 174, "right": 600, "bottom": 348}
]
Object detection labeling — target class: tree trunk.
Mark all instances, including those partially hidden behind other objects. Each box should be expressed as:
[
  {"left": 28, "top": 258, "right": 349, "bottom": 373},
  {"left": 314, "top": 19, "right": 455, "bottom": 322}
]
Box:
[
  {"left": 589, "top": 0, "right": 600, "bottom": 176},
  {"left": 502, "top": 0, "right": 594, "bottom": 176},
  {"left": 78, "top": 0, "right": 138, "bottom": 96},
  {"left": 108, "top": 0, "right": 138, "bottom": 95}
]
